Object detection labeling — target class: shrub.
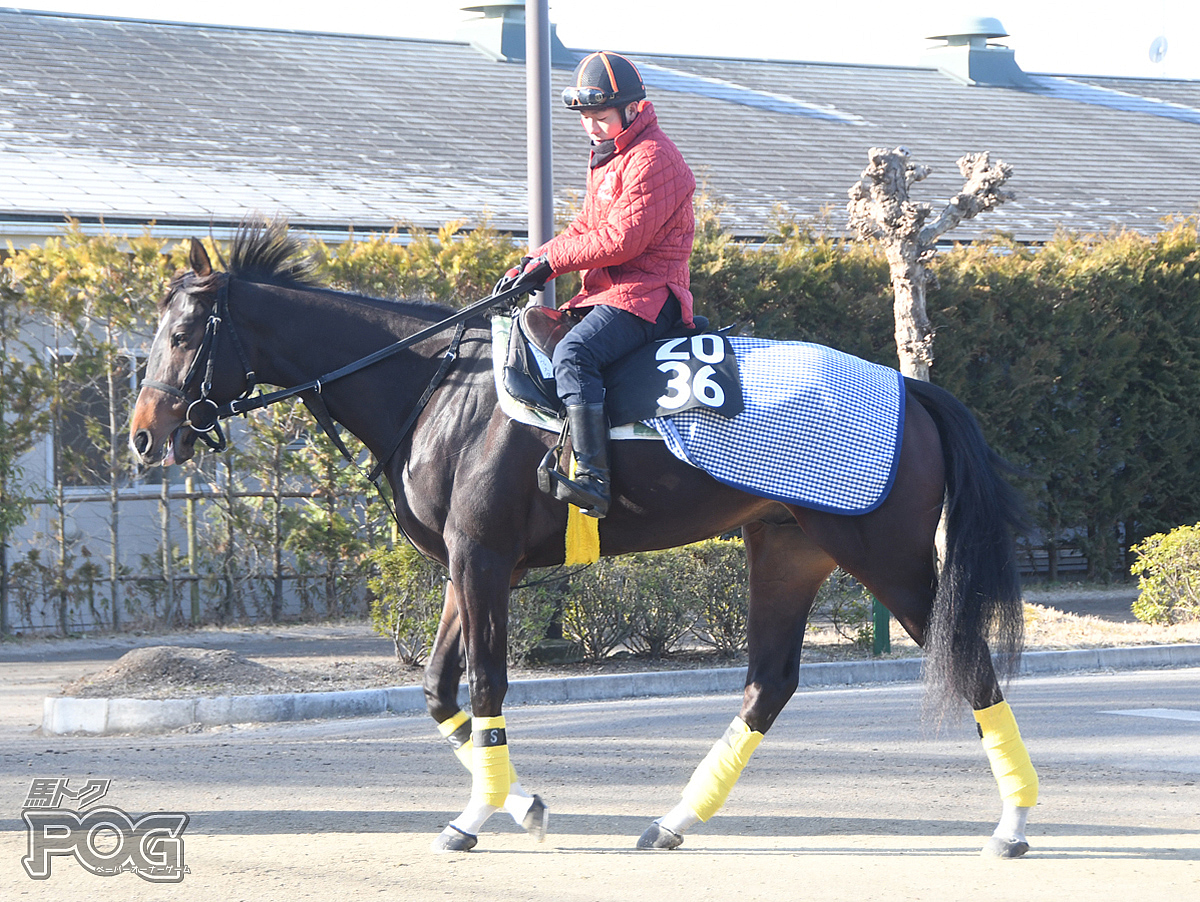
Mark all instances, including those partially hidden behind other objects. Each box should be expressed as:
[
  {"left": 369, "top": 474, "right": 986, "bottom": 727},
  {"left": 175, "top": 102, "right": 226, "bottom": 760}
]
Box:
[
  {"left": 561, "top": 563, "right": 635, "bottom": 661},
  {"left": 683, "top": 539, "right": 749, "bottom": 658},
  {"left": 1129, "top": 524, "right": 1200, "bottom": 624},
  {"left": 621, "top": 552, "right": 695, "bottom": 659},
  {"left": 507, "top": 580, "right": 562, "bottom": 666},
  {"left": 813, "top": 569, "right": 874, "bottom": 648},
  {"left": 367, "top": 543, "right": 443, "bottom": 664}
]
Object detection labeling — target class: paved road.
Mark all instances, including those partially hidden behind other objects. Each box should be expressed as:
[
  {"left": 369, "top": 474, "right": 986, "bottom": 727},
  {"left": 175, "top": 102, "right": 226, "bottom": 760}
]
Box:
[{"left": 1, "top": 667, "right": 1196, "bottom": 901}]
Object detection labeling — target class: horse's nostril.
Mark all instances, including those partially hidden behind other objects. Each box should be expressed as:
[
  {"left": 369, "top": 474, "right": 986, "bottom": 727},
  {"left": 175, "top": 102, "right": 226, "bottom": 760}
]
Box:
[{"left": 132, "top": 429, "right": 151, "bottom": 456}]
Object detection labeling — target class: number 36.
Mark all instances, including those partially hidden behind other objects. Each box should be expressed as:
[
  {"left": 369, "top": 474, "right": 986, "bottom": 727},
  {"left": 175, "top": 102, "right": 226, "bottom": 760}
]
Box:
[{"left": 655, "top": 335, "right": 726, "bottom": 410}]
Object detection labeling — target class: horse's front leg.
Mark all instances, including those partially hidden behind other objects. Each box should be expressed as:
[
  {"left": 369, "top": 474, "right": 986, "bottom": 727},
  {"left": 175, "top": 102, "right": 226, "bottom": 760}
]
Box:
[
  {"left": 425, "top": 577, "right": 546, "bottom": 850},
  {"left": 430, "top": 547, "right": 544, "bottom": 852},
  {"left": 639, "top": 519, "right": 834, "bottom": 849}
]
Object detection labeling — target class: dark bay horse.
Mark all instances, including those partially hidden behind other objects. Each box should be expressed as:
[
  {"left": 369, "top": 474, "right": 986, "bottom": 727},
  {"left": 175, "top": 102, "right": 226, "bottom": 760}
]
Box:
[{"left": 129, "top": 221, "right": 1037, "bottom": 858}]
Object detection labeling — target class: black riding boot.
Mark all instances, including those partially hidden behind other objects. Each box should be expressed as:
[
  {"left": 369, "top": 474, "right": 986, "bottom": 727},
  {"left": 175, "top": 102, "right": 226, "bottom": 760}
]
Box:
[{"left": 539, "top": 402, "right": 611, "bottom": 518}]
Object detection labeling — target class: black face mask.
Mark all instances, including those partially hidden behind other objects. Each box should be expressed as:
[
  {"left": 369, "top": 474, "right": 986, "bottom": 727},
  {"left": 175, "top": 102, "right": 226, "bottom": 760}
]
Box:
[{"left": 589, "top": 138, "right": 617, "bottom": 169}]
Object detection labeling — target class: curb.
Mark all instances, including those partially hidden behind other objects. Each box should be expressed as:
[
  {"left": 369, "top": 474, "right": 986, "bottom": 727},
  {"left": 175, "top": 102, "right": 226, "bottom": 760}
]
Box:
[{"left": 41, "top": 643, "right": 1200, "bottom": 735}]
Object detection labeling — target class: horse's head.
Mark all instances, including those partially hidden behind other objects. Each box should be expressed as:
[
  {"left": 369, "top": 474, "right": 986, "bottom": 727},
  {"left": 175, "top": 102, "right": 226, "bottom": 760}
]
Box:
[{"left": 129, "top": 239, "right": 248, "bottom": 468}]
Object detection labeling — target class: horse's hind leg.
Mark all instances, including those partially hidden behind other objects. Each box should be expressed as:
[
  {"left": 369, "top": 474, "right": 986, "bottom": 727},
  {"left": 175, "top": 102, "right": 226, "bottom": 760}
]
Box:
[
  {"left": 424, "top": 578, "right": 546, "bottom": 849},
  {"left": 638, "top": 519, "right": 835, "bottom": 850},
  {"left": 966, "top": 661, "right": 1038, "bottom": 858},
  {"left": 846, "top": 549, "right": 1037, "bottom": 859}
]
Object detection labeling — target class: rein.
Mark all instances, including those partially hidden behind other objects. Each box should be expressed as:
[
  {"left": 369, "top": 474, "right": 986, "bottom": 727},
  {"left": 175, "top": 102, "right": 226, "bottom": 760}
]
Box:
[{"left": 209, "top": 279, "right": 527, "bottom": 424}]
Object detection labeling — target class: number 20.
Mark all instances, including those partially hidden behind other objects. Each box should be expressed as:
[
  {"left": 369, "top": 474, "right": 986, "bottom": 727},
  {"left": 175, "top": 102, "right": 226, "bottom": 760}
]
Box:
[{"left": 655, "top": 334, "right": 724, "bottom": 364}]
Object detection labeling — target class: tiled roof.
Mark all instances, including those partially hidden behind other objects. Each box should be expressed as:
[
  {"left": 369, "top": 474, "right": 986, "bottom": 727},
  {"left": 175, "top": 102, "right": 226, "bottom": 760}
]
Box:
[{"left": 2, "top": 8, "right": 1199, "bottom": 244}]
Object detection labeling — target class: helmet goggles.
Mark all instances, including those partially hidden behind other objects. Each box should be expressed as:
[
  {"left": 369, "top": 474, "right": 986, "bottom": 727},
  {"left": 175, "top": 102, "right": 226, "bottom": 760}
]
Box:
[{"left": 562, "top": 85, "right": 618, "bottom": 110}]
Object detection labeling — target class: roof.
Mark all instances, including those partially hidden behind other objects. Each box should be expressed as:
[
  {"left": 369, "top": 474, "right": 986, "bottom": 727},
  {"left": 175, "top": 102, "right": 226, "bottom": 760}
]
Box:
[{"left": 2, "top": 8, "right": 1199, "bottom": 246}]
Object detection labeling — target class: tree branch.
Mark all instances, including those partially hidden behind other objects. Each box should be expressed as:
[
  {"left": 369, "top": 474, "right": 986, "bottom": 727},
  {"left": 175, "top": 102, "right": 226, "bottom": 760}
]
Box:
[{"left": 918, "top": 152, "right": 1015, "bottom": 247}]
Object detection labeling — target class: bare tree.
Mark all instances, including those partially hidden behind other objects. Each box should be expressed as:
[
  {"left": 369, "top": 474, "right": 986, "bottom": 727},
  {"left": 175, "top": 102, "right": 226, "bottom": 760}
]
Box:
[{"left": 847, "top": 147, "right": 1014, "bottom": 380}]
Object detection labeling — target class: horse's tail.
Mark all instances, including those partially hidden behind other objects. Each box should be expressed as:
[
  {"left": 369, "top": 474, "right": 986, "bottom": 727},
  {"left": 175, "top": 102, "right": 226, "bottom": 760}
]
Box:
[{"left": 905, "top": 377, "right": 1028, "bottom": 719}]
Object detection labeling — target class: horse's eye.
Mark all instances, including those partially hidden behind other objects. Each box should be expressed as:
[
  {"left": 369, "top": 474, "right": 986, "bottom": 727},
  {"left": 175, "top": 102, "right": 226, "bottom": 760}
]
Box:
[{"left": 171, "top": 332, "right": 187, "bottom": 348}]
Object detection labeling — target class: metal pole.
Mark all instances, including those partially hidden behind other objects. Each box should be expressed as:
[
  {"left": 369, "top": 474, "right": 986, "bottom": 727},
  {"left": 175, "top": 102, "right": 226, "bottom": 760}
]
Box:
[
  {"left": 161, "top": 475, "right": 174, "bottom": 624},
  {"left": 271, "top": 446, "right": 283, "bottom": 623},
  {"left": 526, "top": 0, "right": 555, "bottom": 307},
  {"left": 186, "top": 474, "right": 199, "bottom": 625},
  {"left": 872, "top": 598, "right": 891, "bottom": 656}
]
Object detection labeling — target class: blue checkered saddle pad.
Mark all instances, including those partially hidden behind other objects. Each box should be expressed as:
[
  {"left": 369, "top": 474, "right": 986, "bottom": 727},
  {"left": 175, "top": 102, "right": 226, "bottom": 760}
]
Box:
[{"left": 647, "top": 337, "right": 906, "bottom": 515}]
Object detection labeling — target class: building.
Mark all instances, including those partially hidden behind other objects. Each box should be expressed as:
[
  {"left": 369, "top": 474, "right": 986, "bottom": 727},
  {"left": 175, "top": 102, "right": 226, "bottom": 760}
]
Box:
[{"left": 2, "top": 6, "right": 1198, "bottom": 249}]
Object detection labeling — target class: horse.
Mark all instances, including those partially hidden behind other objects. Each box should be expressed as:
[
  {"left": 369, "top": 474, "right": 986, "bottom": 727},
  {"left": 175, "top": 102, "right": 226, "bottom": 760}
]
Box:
[{"left": 129, "top": 219, "right": 1037, "bottom": 858}]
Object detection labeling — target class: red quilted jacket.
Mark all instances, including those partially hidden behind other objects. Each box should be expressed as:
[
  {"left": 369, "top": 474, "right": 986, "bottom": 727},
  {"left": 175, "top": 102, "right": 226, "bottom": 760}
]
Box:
[{"left": 535, "top": 102, "right": 696, "bottom": 326}]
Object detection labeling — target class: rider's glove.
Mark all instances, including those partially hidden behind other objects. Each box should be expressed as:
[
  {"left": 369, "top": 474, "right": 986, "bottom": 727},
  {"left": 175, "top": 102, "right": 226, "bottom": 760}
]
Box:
[
  {"left": 494, "top": 256, "right": 529, "bottom": 295},
  {"left": 514, "top": 254, "right": 553, "bottom": 295}
]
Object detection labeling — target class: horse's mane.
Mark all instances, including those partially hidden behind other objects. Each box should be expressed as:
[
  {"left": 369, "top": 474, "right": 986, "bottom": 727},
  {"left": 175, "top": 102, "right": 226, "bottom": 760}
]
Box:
[
  {"left": 227, "top": 217, "right": 324, "bottom": 290},
  {"left": 223, "top": 217, "right": 456, "bottom": 320},
  {"left": 161, "top": 221, "right": 317, "bottom": 311}
]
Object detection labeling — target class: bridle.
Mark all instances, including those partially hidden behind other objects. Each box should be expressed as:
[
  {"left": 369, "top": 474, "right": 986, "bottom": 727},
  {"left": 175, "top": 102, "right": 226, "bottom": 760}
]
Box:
[{"left": 141, "top": 273, "right": 256, "bottom": 452}]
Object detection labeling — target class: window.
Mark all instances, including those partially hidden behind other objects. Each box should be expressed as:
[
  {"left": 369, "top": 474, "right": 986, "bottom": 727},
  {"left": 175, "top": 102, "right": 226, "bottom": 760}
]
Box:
[{"left": 47, "top": 349, "right": 216, "bottom": 492}]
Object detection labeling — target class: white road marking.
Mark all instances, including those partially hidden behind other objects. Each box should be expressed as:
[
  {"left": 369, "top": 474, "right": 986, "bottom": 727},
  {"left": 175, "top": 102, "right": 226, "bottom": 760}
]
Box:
[{"left": 1102, "top": 708, "right": 1200, "bottom": 722}]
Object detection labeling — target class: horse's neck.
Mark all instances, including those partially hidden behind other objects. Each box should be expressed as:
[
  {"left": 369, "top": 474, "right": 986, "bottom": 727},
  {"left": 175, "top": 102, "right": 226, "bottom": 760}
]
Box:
[
  {"left": 235, "top": 285, "right": 427, "bottom": 388},
  {"left": 234, "top": 283, "right": 457, "bottom": 452}
]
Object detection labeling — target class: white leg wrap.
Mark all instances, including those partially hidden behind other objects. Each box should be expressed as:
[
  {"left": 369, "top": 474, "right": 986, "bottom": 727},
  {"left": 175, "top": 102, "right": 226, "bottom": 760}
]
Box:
[
  {"left": 659, "top": 801, "right": 701, "bottom": 835},
  {"left": 450, "top": 797, "right": 499, "bottom": 836},
  {"left": 504, "top": 781, "right": 535, "bottom": 823},
  {"left": 994, "top": 801, "right": 1031, "bottom": 842}
]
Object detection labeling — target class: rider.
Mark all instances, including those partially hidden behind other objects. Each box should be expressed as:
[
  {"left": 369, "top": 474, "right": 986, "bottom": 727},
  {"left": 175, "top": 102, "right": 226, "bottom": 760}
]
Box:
[{"left": 510, "top": 50, "right": 697, "bottom": 518}]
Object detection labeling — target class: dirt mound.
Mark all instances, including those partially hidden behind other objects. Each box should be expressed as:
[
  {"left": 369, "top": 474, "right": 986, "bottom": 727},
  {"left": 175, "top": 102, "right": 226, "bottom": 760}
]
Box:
[{"left": 62, "top": 646, "right": 284, "bottom": 699}]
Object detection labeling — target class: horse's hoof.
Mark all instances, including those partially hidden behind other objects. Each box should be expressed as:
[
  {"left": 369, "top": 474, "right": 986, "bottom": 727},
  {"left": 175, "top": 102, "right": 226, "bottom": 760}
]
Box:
[
  {"left": 982, "top": 836, "right": 1030, "bottom": 859},
  {"left": 636, "top": 821, "right": 684, "bottom": 850},
  {"left": 522, "top": 794, "right": 548, "bottom": 842},
  {"left": 430, "top": 825, "right": 478, "bottom": 853}
]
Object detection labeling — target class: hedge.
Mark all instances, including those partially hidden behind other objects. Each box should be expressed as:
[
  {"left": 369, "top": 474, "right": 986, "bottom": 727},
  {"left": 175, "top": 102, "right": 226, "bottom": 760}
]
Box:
[{"left": 4, "top": 211, "right": 1200, "bottom": 633}]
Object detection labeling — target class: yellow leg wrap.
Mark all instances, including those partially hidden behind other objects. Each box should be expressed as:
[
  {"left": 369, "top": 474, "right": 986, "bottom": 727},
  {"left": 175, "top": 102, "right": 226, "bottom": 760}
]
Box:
[
  {"left": 974, "top": 701, "right": 1039, "bottom": 808},
  {"left": 680, "top": 717, "right": 764, "bottom": 822},
  {"left": 471, "top": 715, "right": 511, "bottom": 807},
  {"left": 439, "top": 710, "right": 520, "bottom": 783}
]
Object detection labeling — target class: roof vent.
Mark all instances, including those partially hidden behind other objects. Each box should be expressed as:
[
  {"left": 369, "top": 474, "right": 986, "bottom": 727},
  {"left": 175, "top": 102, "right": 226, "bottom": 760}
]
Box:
[
  {"left": 459, "top": 2, "right": 574, "bottom": 66},
  {"left": 921, "top": 16, "right": 1032, "bottom": 87}
]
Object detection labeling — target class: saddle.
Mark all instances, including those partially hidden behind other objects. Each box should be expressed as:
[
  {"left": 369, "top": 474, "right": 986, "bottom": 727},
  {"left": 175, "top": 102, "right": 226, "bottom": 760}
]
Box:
[{"left": 501, "top": 304, "right": 731, "bottom": 426}]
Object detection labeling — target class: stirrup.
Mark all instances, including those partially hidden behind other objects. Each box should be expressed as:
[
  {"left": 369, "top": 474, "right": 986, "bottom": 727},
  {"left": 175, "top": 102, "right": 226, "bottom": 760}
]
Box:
[{"left": 537, "top": 449, "right": 608, "bottom": 516}]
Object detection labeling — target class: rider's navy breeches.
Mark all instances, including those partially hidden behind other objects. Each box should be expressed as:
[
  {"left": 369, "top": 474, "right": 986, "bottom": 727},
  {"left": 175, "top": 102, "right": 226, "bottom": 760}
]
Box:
[{"left": 552, "top": 296, "right": 682, "bottom": 407}]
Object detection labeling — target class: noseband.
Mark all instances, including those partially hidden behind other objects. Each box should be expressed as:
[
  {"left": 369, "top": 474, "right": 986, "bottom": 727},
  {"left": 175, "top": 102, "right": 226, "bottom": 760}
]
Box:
[{"left": 141, "top": 273, "right": 257, "bottom": 452}]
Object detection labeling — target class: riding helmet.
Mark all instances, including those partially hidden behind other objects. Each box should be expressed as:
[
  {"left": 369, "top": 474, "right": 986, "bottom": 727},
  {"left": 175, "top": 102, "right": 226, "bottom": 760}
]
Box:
[{"left": 562, "top": 51, "right": 646, "bottom": 111}]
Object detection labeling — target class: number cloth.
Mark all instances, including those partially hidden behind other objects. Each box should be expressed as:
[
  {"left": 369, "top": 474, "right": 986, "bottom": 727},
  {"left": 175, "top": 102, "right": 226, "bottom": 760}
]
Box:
[
  {"left": 493, "top": 324, "right": 905, "bottom": 515},
  {"left": 649, "top": 337, "right": 904, "bottom": 515}
]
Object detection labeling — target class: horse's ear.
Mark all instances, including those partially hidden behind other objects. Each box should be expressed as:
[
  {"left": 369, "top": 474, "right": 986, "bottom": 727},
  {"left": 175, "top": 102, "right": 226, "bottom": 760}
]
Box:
[{"left": 189, "top": 238, "right": 212, "bottom": 277}]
